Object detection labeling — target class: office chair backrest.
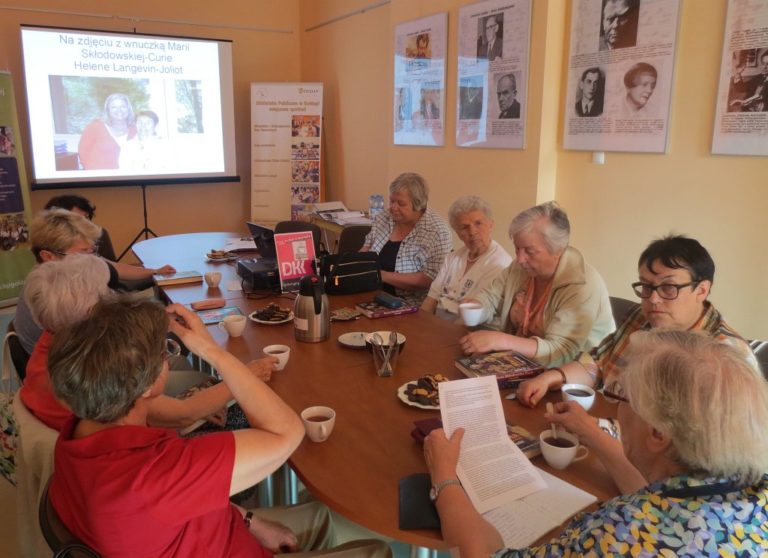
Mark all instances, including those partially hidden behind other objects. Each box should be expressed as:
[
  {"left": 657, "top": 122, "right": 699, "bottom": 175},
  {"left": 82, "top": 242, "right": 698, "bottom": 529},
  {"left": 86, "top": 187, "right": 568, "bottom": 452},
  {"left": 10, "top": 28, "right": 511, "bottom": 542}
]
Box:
[
  {"left": 39, "top": 479, "right": 102, "bottom": 558},
  {"left": 274, "top": 221, "right": 322, "bottom": 255},
  {"left": 336, "top": 225, "right": 371, "bottom": 254},
  {"left": 6, "top": 320, "right": 29, "bottom": 383},
  {"left": 608, "top": 296, "right": 639, "bottom": 327}
]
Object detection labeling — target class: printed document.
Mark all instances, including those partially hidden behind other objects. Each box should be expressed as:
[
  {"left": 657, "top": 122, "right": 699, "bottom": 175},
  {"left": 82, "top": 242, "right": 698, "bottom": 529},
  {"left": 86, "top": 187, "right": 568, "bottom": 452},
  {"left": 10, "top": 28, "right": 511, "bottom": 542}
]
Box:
[{"left": 438, "top": 375, "right": 545, "bottom": 513}]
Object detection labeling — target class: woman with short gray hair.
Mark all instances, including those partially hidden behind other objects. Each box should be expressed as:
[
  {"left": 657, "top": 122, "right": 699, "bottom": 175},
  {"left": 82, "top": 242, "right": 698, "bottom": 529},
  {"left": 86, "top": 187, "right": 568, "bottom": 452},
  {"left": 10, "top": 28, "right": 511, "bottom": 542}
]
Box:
[
  {"left": 459, "top": 201, "right": 614, "bottom": 367},
  {"left": 362, "top": 172, "right": 452, "bottom": 303},
  {"left": 422, "top": 196, "right": 512, "bottom": 319}
]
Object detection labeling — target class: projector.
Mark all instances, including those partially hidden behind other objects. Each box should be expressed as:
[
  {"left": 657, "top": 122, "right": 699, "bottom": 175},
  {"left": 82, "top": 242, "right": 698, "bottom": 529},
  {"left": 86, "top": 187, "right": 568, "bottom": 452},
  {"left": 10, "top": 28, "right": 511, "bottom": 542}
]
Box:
[{"left": 237, "top": 259, "right": 280, "bottom": 292}]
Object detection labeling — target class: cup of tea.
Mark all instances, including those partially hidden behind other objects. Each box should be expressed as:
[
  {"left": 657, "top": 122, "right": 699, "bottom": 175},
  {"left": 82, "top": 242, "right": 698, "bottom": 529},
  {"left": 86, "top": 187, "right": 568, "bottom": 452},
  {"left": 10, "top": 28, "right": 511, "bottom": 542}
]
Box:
[
  {"left": 459, "top": 302, "right": 484, "bottom": 327},
  {"left": 539, "top": 429, "right": 589, "bottom": 470},
  {"left": 204, "top": 271, "right": 222, "bottom": 288},
  {"left": 301, "top": 406, "right": 336, "bottom": 442},
  {"left": 561, "top": 384, "right": 596, "bottom": 411},
  {"left": 217, "top": 314, "right": 247, "bottom": 337},
  {"left": 263, "top": 344, "right": 290, "bottom": 370}
]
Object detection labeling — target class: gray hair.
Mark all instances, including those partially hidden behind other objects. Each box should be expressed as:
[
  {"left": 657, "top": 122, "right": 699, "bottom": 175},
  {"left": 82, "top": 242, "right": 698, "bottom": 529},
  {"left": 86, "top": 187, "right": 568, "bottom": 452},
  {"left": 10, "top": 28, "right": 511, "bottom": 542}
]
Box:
[
  {"left": 389, "top": 173, "right": 429, "bottom": 212},
  {"left": 448, "top": 196, "right": 493, "bottom": 230},
  {"left": 623, "top": 330, "right": 768, "bottom": 485},
  {"left": 30, "top": 209, "right": 101, "bottom": 263},
  {"left": 508, "top": 201, "right": 570, "bottom": 253},
  {"left": 25, "top": 254, "right": 111, "bottom": 332}
]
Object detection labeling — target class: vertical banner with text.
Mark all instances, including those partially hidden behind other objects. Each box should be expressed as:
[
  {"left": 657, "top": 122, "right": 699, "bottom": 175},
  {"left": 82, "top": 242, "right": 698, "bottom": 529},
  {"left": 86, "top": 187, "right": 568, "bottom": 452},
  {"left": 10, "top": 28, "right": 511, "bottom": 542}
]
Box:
[
  {"left": 0, "top": 72, "right": 35, "bottom": 305},
  {"left": 251, "top": 83, "right": 323, "bottom": 224}
]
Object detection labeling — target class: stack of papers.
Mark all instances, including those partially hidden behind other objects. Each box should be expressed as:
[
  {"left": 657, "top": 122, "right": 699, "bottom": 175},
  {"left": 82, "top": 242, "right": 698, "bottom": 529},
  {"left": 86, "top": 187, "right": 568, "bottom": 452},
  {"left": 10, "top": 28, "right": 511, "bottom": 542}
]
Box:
[
  {"left": 224, "top": 237, "right": 257, "bottom": 252},
  {"left": 317, "top": 210, "right": 371, "bottom": 225}
]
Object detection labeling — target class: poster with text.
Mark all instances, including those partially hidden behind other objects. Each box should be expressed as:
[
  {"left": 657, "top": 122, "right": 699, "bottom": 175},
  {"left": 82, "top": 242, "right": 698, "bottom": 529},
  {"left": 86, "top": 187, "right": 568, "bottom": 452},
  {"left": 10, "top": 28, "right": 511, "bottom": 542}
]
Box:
[
  {"left": 393, "top": 13, "right": 448, "bottom": 146},
  {"left": 251, "top": 83, "right": 323, "bottom": 223},
  {"left": 275, "top": 230, "right": 316, "bottom": 292},
  {"left": 456, "top": 0, "right": 532, "bottom": 149},
  {"left": 0, "top": 72, "right": 35, "bottom": 305},
  {"left": 563, "top": 0, "right": 681, "bottom": 153},
  {"left": 712, "top": 0, "right": 768, "bottom": 156}
]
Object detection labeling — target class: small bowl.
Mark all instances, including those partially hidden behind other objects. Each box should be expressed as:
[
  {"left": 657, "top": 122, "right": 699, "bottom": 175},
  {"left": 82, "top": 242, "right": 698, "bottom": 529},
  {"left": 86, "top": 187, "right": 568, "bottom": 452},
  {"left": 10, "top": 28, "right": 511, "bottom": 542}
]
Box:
[{"left": 364, "top": 331, "right": 407, "bottom": 354}]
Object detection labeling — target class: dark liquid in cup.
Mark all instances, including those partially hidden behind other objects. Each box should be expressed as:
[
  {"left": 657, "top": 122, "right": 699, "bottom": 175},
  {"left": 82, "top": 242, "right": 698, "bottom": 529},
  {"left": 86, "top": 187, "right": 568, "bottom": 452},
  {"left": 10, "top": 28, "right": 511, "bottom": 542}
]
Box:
[
  {"left": 565, "top": 389, "right": 592, "bottom": 397},
  {"left": 267, "top": 350, "right": 287, "bottom": 355},
  {"left": 306, "top": 416, "right": 330, "bottom": 422},
  {"left": 544, "top": 437, "right": 575, "bottom": 449}
]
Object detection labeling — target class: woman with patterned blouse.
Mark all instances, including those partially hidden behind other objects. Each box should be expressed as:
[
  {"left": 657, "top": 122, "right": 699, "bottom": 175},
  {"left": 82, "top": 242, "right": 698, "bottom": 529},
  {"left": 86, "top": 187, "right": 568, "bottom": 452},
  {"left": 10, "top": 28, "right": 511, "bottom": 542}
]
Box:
[{"left": 424, "top": 330, "right": 768, "bottom": 557}]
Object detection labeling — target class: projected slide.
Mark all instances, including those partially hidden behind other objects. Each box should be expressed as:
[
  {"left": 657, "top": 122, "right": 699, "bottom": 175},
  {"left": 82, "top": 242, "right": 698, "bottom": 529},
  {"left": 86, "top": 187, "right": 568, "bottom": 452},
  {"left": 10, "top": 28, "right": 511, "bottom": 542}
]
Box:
[{"left": 21, "top": 26, "right": 237, "bottom": 187}]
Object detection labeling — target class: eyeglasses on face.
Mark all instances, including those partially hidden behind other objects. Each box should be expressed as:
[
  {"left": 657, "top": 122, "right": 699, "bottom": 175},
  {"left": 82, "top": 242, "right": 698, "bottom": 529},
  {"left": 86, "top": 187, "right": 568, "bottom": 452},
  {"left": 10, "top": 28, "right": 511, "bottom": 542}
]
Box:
[
  {"left": 165, "top": 338, "right": 182, "bottom": 360},
  {"left": 630, "top": 281, "right": 699, "bottom": 300},
  {"left": 602, "top": 388, "right": 629, "bottom": 404},
  {"left": 48, "top": 243, "right": 99, "bottom": 257}
]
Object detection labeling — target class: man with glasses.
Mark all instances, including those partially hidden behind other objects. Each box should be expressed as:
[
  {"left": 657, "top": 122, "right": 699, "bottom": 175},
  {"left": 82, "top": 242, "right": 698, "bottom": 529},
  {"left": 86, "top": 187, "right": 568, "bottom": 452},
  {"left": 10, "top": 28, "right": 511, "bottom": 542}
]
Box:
[
  {"left": 517, "top": 234, "right": 756, "bottom": 408},
  {"left": 14, "top": 208, "right": 175, "bottom": 354},
  {"left": 477, "top": 14, "right": 503, "bottom": 61}
]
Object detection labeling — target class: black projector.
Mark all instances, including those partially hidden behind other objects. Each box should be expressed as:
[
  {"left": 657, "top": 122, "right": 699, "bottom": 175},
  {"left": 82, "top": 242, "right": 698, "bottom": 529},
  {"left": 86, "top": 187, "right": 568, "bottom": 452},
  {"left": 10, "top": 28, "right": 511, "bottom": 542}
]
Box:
[{"left": 236, "top": 259, "right": 280, "bottom": 291}]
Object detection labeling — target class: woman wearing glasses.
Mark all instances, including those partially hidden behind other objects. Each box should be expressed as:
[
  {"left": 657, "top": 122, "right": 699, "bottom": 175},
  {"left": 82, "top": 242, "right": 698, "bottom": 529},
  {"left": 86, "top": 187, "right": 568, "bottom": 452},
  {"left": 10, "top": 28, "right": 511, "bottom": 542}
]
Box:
[
  {"left": 517, "top": 235, "right": 756, "bottom": 408},
  {"left": 425, "top": 331, "right": 768, "bottom": 556}
]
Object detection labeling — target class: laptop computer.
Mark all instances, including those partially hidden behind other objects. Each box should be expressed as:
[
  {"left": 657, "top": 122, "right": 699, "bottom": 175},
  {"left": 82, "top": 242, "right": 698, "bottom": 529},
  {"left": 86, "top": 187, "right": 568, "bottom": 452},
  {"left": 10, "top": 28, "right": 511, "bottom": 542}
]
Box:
[{"left": 246, "top": 221, "right": 277, "bottom": 260}]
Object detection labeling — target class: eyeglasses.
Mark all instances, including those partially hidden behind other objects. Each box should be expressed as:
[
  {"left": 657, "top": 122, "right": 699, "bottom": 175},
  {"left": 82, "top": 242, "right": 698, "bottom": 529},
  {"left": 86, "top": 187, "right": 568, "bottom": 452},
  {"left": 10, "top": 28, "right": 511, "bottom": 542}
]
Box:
[
  {"left": 48, "top": 245, "right": 99, "bottom": 257},
  {"left": 631, "top": 281, "right": 699, "bottom": 300},
  {"left": 602, "top": 388, "right": 629, "bottom": 404},
  {"left": 165, "top": 338, "right": 182, "bottom": 360}
]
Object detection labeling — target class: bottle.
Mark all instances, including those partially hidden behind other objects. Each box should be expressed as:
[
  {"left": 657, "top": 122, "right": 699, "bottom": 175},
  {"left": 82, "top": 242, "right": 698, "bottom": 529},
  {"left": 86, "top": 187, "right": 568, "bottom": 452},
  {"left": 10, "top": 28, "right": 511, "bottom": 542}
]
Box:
[{"left": 368, "top": 194, "right": 378, "bottom": 219}]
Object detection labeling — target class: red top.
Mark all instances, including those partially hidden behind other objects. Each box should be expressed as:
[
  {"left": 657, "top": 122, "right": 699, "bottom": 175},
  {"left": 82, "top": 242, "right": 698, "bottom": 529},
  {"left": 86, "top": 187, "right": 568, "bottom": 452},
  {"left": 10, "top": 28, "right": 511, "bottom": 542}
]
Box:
[
  {"left": 19, "top": 330, "right": 72, "bottom": 431},
  {"left": 78, "top": 119, "right": 136, "bottom": 169},
  {"left": 51, "top": 418, "right": 271, "bottom": 558}
]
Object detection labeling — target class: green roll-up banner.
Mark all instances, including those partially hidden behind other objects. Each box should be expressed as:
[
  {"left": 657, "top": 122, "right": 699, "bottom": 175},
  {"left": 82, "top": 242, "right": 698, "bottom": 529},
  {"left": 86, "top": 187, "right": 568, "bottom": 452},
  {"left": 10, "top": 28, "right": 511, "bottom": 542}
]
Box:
[{"left": 0, "top": 71, "right": 35, "bottom": 305}]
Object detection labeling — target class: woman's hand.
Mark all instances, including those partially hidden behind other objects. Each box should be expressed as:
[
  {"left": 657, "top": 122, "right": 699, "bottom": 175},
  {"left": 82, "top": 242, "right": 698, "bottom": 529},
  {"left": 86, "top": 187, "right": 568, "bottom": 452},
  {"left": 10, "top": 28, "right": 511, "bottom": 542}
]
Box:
[
  {"left": 166, "top": 303, "right": 217, "bottom": 356},
  {"left": 424, "top": 428, "right": 465, "bottom": 482},
  {"left": 545, "top": 401, "right": 603, "bottom": 446},
  {"left": 247, "top": 516, "right": 298, "bottom": 553},
  {"left": 459, "top": 331, "right": 505, "bottom": 355},
  {"left": 517, "top": 375, "right": 553, "bottom": 408},
  {"left": 153, "top": 264, "right": 176, "bottom": 276},
  {"left": 247, "top": 357, "right": 279, "bottom": 382}
]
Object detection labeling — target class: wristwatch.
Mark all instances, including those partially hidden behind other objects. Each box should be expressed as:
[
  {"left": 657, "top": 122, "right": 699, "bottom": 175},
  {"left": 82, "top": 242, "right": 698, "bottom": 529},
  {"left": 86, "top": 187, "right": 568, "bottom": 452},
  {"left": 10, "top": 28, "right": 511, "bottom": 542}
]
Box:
[{"left": 429, "top": 478, "right": 461, "bottom": 502}]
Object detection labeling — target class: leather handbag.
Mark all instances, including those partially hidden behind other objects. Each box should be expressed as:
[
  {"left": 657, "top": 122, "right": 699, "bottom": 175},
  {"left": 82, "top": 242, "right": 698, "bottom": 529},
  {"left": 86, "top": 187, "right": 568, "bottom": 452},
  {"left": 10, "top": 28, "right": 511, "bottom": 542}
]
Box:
[{"left": 320, "top": 251, "right": 382, "bottom": 295}]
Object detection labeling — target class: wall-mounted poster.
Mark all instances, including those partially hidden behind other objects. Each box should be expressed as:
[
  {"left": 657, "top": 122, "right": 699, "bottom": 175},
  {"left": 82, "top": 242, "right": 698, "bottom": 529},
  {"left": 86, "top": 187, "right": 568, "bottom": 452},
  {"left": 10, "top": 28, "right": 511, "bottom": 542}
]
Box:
[
  {"left": 563, "top": 0, "right": 681, "bottom": 153},
  {"left": 712, "top": 0, "right": 768, "bottom": 156},
  {"left": 393, "top": 13, "right": 448, "bottom": 146},
  {"left": 456, "top": 0, "right": 531, "bottom": 149}
]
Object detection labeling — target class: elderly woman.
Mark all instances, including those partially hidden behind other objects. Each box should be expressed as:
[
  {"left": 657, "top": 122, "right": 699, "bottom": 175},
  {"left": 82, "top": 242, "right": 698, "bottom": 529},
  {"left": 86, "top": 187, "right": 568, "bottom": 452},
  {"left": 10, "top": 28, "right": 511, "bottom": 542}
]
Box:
[
  {"left": 361, "top": 172, "right": 452, "bottom": 303},
  {"left": 421, "top": 196, "right": 511, "bottom": 320},
  {"left": 459, "top": 201, "right": 614, "bottom": 367},
  {"left": 18, "top": 255, "right": 250, "bottom": 432},
  {"left": 517, "top": 235, "right": 756, "bottom": 407},
  {"left": 622, "top": 62, "right": 657, "bottom": 116},
  {"left": 78, "top": 92, "right": 136, "bottom": 169},
  {"left": 46, "top": 297, "right": 391, "bottom": 557},
  {"left": 425, "top": 330, "right": 768, "bottom": 556},
  {"left": 14, "top": 208, "right": 175, "bottom": 354}
]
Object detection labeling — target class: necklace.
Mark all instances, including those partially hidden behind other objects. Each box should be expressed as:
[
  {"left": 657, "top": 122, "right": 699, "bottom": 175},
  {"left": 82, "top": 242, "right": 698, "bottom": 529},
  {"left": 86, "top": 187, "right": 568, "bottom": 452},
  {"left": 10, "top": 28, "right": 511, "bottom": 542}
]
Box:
[{"left": 466, "top": 254, "right": 480, "bottom": 263}]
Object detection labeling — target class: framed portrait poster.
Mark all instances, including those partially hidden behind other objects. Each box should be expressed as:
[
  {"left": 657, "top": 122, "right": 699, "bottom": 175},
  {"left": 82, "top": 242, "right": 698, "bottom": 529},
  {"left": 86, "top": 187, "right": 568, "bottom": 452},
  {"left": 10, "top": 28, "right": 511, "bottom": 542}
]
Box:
[
  {"left": 562, "top": 0, "right": 681, "bottom": 153},
  {"left": 455, "top": 0, "right": 532, "bottom": 149},
  {"left": 712, "top": 0, "right": 768, "bottom": 156},
  {"left": 393, "top": 13, "right": 448, "bottom": 146}
]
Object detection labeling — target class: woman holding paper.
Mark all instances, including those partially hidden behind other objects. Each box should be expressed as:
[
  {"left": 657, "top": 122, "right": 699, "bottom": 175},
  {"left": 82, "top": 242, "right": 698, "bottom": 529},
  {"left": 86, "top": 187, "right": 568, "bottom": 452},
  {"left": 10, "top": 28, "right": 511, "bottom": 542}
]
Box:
[{"left": 424, "top": 330, "right": 768, "bottom": 556}]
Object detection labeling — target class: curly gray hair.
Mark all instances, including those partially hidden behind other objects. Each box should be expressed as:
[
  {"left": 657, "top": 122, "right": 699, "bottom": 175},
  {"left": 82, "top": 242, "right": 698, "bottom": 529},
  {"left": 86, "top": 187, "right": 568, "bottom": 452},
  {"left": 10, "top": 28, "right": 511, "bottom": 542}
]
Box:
[{"left": 508, "top": 201, "right": 570, "bottom": 253}]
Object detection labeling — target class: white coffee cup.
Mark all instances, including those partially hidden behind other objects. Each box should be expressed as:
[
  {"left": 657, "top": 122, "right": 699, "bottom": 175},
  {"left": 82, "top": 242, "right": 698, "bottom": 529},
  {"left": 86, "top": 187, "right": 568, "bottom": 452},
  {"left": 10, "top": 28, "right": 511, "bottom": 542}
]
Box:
[
  {"left": 301, "top": 406, "right": 336, "bottom": 443},
  {"left": 217, "top": 314, "right": 246, "bottom": 337},
  {"left": 204, "top": 271, "right": 222, "bottom": 288},
  {"left": 263, "top": 344, "right": 291, "bottom": 370},
  {"left": 561, "top": 383, "right": 596, "bottom": 411},
  {"left": 539, "top": 429, "right": 589, "bottom": 470},
  {"left": 459, "top": 302, "right": 484, "bottom": 326}
]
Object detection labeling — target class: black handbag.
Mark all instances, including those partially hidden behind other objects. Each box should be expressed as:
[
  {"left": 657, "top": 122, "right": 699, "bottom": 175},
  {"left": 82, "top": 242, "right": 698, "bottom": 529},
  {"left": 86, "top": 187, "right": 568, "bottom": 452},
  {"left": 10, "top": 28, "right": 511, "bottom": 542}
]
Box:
[{"left": 320, "top": 251, "right": 382, "bottom": 295}]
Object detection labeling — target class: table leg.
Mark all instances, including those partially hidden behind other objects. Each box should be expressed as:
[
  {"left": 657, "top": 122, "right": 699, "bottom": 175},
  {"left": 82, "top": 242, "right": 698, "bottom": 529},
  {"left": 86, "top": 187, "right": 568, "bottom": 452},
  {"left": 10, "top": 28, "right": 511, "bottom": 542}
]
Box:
[
  {"left": 257, "top": 474, "right": 274, "bottom": 508},
  {"left": 281, "top": 463, "right": 299, "bottom": 505},
  {"left": 409, "top": 546, "right": 438, "bottom": 558}
]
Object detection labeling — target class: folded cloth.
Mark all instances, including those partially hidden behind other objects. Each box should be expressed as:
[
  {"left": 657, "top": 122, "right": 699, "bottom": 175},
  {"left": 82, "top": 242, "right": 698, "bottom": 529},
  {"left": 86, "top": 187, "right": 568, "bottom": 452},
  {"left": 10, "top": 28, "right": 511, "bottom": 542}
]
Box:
[
  {"left": 398, "top": 473, "right": 440, "bottom": 530},
  {"left": 410, "top": 418, "right": 443, "bottom": 444}
]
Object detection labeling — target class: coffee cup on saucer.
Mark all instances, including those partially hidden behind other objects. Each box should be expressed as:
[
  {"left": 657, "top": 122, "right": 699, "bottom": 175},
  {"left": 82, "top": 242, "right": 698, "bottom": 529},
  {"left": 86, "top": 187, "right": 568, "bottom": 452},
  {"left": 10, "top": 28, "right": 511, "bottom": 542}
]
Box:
[
  {"left": 561, "top": 383, "right": 596, "bottom": 411},
  {"left": 263, "top": 344, "right": 290, "bottom": 370},
  {"left": 217, "top": 314, "right": 246, "bottom": 337},
  {"left": 539, "top": 429, "right": 589, "bottom": 470},
  {"left": 459, "top": 302, "right": 484, "bottom": 327},
  {"left": 301, "top": 406, "right": 336, "bottom": 442}
]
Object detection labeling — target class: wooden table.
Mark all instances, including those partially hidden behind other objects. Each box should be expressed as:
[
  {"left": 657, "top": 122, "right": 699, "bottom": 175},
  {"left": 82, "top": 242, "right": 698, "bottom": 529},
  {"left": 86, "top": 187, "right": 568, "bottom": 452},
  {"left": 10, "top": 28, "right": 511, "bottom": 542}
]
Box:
[{"left": 133, "top": 234, "right": 620, "bottom": 550}]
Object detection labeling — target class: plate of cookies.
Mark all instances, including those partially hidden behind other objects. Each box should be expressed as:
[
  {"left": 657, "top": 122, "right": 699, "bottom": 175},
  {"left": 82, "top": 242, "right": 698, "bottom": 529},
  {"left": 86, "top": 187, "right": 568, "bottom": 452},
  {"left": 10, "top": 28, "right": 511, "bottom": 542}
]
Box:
[
  {"left": 397, "top": 374, "right": 449, "bottom": 410},
  {"left": 206, "top": 249, "right": 237, "bottom": 262},
  {"left": 248, "top": 303, "right": 294, "bottom": 325}
]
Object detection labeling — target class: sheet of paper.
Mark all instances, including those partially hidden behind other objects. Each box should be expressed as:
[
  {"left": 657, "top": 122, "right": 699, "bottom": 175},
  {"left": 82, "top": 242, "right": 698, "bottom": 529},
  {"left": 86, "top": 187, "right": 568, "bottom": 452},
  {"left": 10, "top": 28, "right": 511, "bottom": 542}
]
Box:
[
  {"left": 224, "top": 237, "right": 257, "bottom": 251},
  {"left": 439, "top": 375, "right": 545, "bottom": 513},
  {"left": 483, "top": 468, "right": 597, "bottom": 549}
]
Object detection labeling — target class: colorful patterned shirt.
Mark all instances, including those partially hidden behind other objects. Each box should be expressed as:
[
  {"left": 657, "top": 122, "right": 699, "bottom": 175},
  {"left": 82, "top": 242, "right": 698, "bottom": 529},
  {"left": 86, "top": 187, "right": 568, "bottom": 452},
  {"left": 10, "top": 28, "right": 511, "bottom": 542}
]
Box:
[
  {"left": 493, "top": 474, "right": 768, "bottom": 557},
  {"left": 588, "top": 301, "right": 756, "bottom": 390}
]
